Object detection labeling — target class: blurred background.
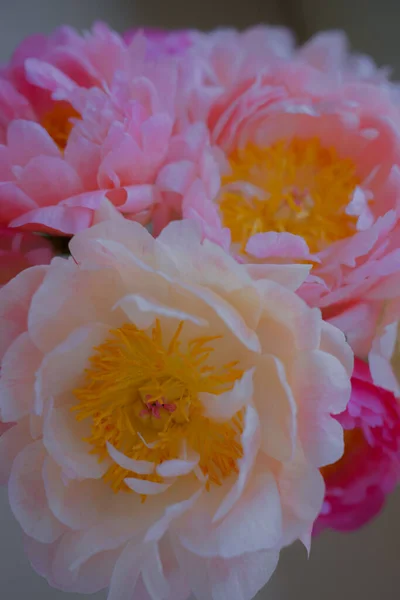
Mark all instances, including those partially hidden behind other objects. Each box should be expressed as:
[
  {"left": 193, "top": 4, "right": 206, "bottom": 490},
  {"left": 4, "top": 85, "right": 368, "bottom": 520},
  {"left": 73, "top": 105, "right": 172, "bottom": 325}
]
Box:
[{"left": 1, "top": 1, "right": 400, "bottom": 598}]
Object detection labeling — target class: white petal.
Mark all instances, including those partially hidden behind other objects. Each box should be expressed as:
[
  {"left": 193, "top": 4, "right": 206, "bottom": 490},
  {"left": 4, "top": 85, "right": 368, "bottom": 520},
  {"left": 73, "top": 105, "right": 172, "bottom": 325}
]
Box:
[
  {"left": 0, "top": 332, "right": 43, "bottom": 421},
  {"left": 35, "top": 322, "right": 110, "bottom": 415},
  {"left": 107, "top": 442, "right": 155, "bottom": 475},
  {"left": 43, "top": 457, "right": 112, "bottom": 530},
  {"left": 290, "top": 349, "right": 351, "bottom": 467},
  {"left": 212, "top": 405, "right": 260, "bottom": 523},
  {"left": 43, "top": 404, "right": 111, "bottom": 479},
  {"left": 253, "top": 354, "right": 297, "bottom": 462},
  {"left": 114, "top": 293, "right": 208, "bottom": 330},
  {"left": 107, "top": 539, "right": 144, "bottom": 600},
  {"left": 174, "top": 540, "right": 280, "bottom": 600},
  {"left": 124, "top": 477, "right": 174, "bottom": 495},
  {"left": 0, "top": 419, "right": 31, "bottom": 484},
  {"left": 156, "top": 453, "right": 199, "bottom": 478},
  {"left": 178, "top": 468, "right": 282, "bottom": 558},
  {"left": 200, "top": 368, "right": 254, "bottom": 422},
  {"left": 9, "top": 440, "right": 66, "bottom": 543},
  {"left": 142, "top": 543, "right": 170, "bottom": 600},
  {"left": 145, "top": 485, "right": 204, "bottom": 543}
]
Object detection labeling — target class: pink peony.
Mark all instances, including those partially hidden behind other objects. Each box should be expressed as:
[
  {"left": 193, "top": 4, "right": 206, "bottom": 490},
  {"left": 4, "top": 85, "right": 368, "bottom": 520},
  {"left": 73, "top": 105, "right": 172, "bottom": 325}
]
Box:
[
  {"left": 0, "top": 227, "right": 53, "bottom": 286},
  {"left": 315, "top": 358, "right": 400, "bottom": 533},
  {"left": 0, "top": 30, "right": 218, "bottom": 235},
  {"left": 0, "top": 208, "right": 352, "bottom": 599},
  {"left": 182, "top": 31, "right": 400, "bottom": 357}
]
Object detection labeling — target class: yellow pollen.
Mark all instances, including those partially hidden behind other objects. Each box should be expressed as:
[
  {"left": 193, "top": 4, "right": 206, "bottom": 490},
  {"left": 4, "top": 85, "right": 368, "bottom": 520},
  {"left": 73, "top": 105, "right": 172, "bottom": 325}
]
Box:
[
  {"left": 219, "top": 137, "right": 361, "bottom": 253},
  {"left": 72, "top": 320, "right": 244, "bottom": 494},
  {"left": 41, "top": 101, "right": 80, "bottom": 150}
]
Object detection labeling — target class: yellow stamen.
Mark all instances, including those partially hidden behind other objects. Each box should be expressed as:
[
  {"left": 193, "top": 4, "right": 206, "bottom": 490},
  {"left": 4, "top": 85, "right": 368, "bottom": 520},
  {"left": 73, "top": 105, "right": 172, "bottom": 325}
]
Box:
[
  {"left": 219, "top": 138, "right": 361, "bottom": 253},
  {"left": 72, "top": 320, "right": 244, "bottom": 493},
  {"left": 41, "top": 101, "right": 80, "bottom": 150}
]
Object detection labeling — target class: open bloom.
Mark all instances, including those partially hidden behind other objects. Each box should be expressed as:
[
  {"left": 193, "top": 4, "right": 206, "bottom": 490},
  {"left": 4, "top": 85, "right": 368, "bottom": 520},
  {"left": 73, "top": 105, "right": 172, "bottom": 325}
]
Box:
[
  {"left": 316, "top": 358, "right": 400, "bottom": 533},
  {"left": 0, "top": 227, "right": 53, "bottom": 286},
  {"left": 0, "top": 27, "right": 217, "bottom": 235},
  {"left": 0, "top": 210, "right": 352, "bottom": 599},
  {"left": 183, "top": 31, "right": 400, "bottom": 356},
  {"left": 369, "top": 298, "right": 400, "bottom": 396}
]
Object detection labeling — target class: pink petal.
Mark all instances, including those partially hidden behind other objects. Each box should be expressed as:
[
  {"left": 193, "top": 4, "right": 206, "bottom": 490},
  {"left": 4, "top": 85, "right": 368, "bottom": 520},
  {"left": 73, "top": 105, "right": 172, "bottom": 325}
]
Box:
[
  {"left": 7, "top": 120, "right": 60, "bottom": 166},
  {"left": 18, "top": 156, "right": 82, "bottom": 206}
]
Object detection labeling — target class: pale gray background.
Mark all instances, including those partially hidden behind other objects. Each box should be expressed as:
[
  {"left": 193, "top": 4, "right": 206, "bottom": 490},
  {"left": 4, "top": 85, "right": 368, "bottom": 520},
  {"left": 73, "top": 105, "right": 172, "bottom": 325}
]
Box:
[{"left": 1, "top": 0, "right": 400, "bottom": 598}]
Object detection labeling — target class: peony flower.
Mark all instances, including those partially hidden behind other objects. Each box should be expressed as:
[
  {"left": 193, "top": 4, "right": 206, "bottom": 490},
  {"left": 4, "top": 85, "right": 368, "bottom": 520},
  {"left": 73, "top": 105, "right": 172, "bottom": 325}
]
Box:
[
  {"left": 0, "top": 209, "right": 352, "bottom": 599},
  {"left": 0, "top": 227, "right": 53, "bottom": 286},
  {"left": 315, "top": 358, "right": 400, "bottom": 533},
  {"left": 0, "top": 28, "right": 218, "bottom": 235},
  {"left": 182, "top": 30, "right": 400, "bottom": 357}
]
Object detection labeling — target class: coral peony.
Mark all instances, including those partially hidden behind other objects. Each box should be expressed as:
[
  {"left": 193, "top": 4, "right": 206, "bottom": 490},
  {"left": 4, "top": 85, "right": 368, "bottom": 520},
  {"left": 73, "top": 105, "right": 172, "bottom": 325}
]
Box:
[
  {"left": 182, "top": 29, "right": 400, "bottom": 357},
  {"left": 0, "top": 27, "right": 217, "bottom": 235},
  {"left": 0, "top": 208, "right": 352, "bottom": 599},
  {"left": 0, "top": 227, "right": 53, "bottom": 286},
  {"left": 316, "top": 358, "right": 400, "bottom": 533}
]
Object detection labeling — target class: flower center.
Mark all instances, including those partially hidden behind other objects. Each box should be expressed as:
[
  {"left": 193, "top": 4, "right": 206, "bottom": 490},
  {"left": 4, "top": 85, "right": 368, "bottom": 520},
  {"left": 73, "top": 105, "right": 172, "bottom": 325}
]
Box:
[
  {"left": 72, "top": 320, "right": 244, "bottom": 493},
  {"left": 41, "top": 102, "right": 80, "bottom": 150},
  {"left": 219, "top": 138, "right": 360, "bottom": 253}
]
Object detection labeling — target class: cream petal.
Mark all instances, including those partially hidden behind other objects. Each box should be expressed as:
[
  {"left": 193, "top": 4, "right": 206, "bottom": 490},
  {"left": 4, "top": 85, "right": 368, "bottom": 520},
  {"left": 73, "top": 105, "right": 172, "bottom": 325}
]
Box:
[
  {"left": 124, "top": 477, "right": 174, "bottom": 495},
  {"left": 107, "top": 538, "right": 144, "bottom": 600},
  {"left": 290, "top": 350, "right": 351, "bottom": 467},
  {"left": 212, "top": 405, "right": 260, "bottom": 523},
  {"left": 69, "top": 218, "right": 157, "bottom": 269},
  {"left": 43, "top": 404, "right": 111, "bottom": 479},
  {"left": 156, "top": 454, "right": 199, "bottom": 478},
  {"left": 9, "top": 440, "right": 66, "bottom": 543},
  {"left": 28, "top": 258, "right": 123, "bottom": 353},
  {"left": 145, "top": 485, "right": 204, "bottom": 543},
  {"left": 320, "top": 320, "right": 354, "bottom": 378},
  {"left": 142, "top": 543, "right": 170, "bottom": 600},
  {"left": 200, "top": 368, "right": 254, "bottom": 422},
  {"left": 0, "top": 265, "right": 47, "bottom": 360},
  {"left": 253, "top": 354, "right": 297, "bottom": 462},
  {"left": 173, "top": 280, "right": 261, "bottom": 353},
  {"left": 178, "top": 468, "right": 282, "bottom": 558},
  {"left": 107, "top": 442, "right": 155, "bottom": 475},
  {"left": 173, "top": 540, "right": 280, "bottom": 600},
  {"left": 256, "top": 279, "right": 322, "bottom": 351},
  {"left": 35, "top": 322, "right": 110, "bottom": 414},
  {"left": 114, "top": 293, "right": 208, "bottom": 330},
  {"left": 0, "top": 419, "right": 31, "bottom": 484},
  {"left": 43, "top": 457, "right": 112, "bottom": 530},
  {"left": 65, "top": 491, "right": 161, "bottom": 571},
  {"left": 156, "top": 221, "right": 252, "bottom": 293},
  {"left": 50, "top": 532, "right": 120, "bottom": 594},
  {"left": 277, "top": 445, "right": 325, "bottom": 547},
  {"left": 0, "top": 332, "right": 43, "bottom": 421}
]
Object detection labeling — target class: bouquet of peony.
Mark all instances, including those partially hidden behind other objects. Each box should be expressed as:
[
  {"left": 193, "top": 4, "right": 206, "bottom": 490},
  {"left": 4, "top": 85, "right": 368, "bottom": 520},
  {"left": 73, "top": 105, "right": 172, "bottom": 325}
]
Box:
[{"left": 1, "top": 23, "right": 400, "bottom": 600}]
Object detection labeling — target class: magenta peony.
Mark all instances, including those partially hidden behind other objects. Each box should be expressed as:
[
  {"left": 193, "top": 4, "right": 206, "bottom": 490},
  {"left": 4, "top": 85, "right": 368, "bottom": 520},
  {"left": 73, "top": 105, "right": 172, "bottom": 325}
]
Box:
[
  {"left": 0, "top": 207, "right": 352, "bottom": 599},
  {"left": 316, "top": 358, "right": 400, "bottom": 533}
]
